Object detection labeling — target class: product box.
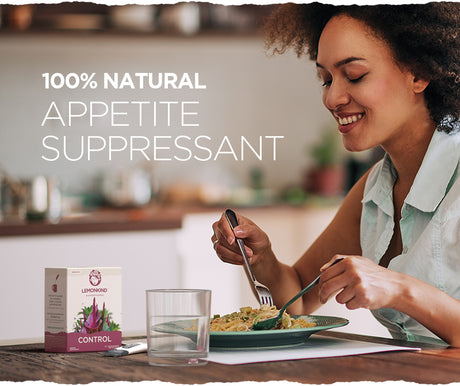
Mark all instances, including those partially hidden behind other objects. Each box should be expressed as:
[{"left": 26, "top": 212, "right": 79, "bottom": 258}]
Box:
[{"left": 45, "top": 267, "right": 122, "bottom": 352}]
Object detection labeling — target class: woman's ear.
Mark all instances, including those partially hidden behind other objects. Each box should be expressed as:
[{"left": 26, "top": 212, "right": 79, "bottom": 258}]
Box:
[{"left": 413, "top": 76, "right": 430, "bottom": 94}]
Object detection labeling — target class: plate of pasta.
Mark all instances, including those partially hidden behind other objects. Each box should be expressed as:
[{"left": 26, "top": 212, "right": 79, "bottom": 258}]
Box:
[{"left": 153, "top": 305, "right": 348, "bottom": 349}]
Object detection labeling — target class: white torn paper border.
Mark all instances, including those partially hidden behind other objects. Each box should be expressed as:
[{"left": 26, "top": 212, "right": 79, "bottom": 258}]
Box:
[{"left": 1, "top": 1, "right": 436, "bottom": 6}]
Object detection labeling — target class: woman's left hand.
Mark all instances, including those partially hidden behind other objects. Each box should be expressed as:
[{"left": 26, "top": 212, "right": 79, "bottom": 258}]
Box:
[{"left": 318, "top": 256, "right": 404, "bottom": 310}]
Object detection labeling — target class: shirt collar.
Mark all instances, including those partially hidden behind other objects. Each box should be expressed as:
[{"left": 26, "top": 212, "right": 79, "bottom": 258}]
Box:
[
  {"left": 362, "top": 152, "right": 396, "bottom": 217},
  {"left": 405, "top": 130, "right": 460, "bottom": 212},
  {"left": 362, "top": 130, "right": 460, "bottom": 214}
]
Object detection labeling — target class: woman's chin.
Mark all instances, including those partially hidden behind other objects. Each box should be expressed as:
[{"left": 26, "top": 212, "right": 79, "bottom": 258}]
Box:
[{"left": 342, "top": 139, "right": 372, "bottom": 153}]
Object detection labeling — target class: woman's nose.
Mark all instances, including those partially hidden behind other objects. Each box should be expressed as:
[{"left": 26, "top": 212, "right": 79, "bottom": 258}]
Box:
[{"left": 323, "top": 80, "right": 350, "bottom": 110}]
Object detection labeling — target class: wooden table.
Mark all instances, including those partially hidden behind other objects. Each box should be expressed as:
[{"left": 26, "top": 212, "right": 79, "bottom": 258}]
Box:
[{"left": 2, "top": 331, "right": 460, "bottom": 384}]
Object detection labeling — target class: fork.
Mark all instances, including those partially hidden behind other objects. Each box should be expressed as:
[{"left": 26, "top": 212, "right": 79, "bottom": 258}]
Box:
[{"left": 225, "top": 209, "right": 274, "bottom": 307}]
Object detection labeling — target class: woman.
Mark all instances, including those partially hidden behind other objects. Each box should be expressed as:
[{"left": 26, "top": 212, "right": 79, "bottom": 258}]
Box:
[{"left": 211, "top": 3, "right": 460, "bottom": 346}]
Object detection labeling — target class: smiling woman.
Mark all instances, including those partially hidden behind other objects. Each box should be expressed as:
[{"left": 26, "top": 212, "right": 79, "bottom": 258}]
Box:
[{"left": 212, "top": 2, "right": 460, "bottom": 347}]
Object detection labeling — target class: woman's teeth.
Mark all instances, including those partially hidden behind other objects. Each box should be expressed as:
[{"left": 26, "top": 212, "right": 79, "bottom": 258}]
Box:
[{"left": 338, "top": 114, "right": 363, "bottom": 126}]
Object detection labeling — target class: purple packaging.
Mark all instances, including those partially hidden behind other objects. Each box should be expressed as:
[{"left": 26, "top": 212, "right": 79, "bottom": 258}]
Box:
[{"left": 45, "top": 267, "right": 122, "bottom": 352}]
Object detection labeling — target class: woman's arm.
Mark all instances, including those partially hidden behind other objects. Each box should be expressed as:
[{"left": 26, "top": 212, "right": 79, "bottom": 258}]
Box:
[
  {"left": 212, "top": 170, "right": 370, "bottom": 314},
  {"left": 398, "top": 276, "right": 460, "bottom": 347},
  {"left": 318, "top": 255, "right": 460, "bottom": 347},
  {"left": 285, "top": 170, "right": 368, "bottom": 314},
  {"left": 212, "top": 209, "right": 303, "bottom": 310}
]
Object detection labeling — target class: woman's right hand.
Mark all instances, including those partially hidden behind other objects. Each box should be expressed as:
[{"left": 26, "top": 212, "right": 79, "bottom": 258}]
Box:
[{"left": 211, "top": 211, "right": 273, "bottom": 268}]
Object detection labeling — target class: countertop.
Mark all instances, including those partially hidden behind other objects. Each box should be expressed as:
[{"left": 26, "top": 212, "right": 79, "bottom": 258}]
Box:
[
  {"left": 0, "top": 202, "right": 341, "bottom": 237},
  {"left": 0, "top": 205, "right": 186, "bottom": 237}
]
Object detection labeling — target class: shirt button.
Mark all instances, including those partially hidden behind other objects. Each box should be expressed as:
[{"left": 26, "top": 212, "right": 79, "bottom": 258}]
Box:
[{"left": 402, "top": 246, "right": 409, "bottom": 254}]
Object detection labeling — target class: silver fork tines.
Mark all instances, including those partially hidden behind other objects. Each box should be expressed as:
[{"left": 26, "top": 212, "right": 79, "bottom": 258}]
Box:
[
  {"left": 225, "top": 209, "right": 274, "bottom": 307},
  {"left": 255, "top": 284, "right": 274, "bottom": 306}
]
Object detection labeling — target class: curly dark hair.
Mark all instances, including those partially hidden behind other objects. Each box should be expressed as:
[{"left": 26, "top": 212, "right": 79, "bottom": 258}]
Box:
[{"left": 264, "top": 2, "right": 460, "bottom": 133}]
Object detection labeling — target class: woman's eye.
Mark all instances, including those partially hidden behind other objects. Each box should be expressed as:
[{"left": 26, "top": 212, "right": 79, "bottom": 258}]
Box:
[
  {"left": 321, "top": 79, "right": 332, "bottom": 87},
  {"left": 348, "top": 74, "right": 367, "bottom": 83}
]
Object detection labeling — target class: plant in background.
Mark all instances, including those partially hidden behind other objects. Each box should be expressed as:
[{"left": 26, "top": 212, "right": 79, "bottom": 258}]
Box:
[
  {"left": 74, "top": 297, "right": 120, "bottom": 333},
  {"left": 309, "top": 127, "right": 342, "bottom": 168},
  {"left": 303, "top": 123, "right": 345, "bottom": 197}
]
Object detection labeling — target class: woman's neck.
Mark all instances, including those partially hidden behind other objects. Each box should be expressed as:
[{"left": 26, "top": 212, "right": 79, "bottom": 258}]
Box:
[{"left": 383, "top": 113, "right": 436, "bottom": 189}]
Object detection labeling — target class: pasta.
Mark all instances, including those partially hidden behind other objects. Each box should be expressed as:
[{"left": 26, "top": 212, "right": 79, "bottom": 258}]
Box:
[{"left": 210, "top": 305, "right": 316, "bottom": 331}]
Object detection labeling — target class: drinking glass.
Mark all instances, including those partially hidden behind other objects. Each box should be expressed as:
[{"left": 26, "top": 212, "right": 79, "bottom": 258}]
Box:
[{"left": 146, "top": 289, "right": 211, "bottom": 366}]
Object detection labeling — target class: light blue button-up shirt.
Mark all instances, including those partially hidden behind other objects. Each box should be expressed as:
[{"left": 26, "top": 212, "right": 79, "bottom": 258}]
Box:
[{"left": 361, "top": 129, "right": 460, "bottom": 345}]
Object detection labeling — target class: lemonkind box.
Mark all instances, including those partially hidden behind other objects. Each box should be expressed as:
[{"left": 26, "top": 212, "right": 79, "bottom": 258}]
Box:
[{"left": 45, "top": 267, "right": 122, "bottom": 352}]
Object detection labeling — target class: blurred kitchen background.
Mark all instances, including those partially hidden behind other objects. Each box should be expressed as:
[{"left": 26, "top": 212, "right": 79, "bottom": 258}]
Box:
[{"left": 0, "top": 2, "right": 387, "bottom": 344}]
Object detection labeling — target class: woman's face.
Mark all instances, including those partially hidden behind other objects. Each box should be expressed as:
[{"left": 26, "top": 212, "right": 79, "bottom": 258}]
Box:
[{"left": 316, "top": 15, "right": 428, "bottom": 153}]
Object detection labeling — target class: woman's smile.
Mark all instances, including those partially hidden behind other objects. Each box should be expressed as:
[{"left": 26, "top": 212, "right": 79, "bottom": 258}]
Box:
[
  {"left": 336, "top": 113, "right": 363, "bottom": 126},
  {"left": 334, "top": 112, "right": 364, "bottom": 134}
]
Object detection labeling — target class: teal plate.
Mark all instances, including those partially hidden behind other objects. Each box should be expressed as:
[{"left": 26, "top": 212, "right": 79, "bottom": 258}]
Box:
[
  {"left": 153, "top": 315, "right": 348, "bottom": 349},
  {"left": 210, "top": 315, "right": 348, "bottom": 348}
]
